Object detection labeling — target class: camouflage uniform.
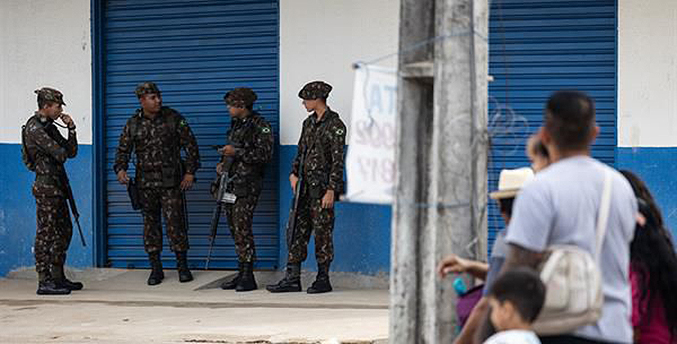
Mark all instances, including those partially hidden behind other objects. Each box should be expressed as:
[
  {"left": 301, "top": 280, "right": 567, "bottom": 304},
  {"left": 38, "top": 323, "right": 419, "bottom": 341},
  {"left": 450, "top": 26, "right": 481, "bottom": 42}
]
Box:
[
  {"left": 23, "top": 88, "right": 77, "bottom": 275},
  {"left": 114, "top": 96, "right": 200, "bottom": 254},
  {"left": 221, "top": 88, "right": 274, "bottom": 263},
  {"left": 288, "top": 81, "right": 347, "bottom": 265}
]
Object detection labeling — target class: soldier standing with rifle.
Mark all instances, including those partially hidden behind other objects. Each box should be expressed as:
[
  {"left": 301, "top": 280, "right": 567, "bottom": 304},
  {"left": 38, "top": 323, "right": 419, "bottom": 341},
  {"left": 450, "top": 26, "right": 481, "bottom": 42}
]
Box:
[
  {"left": 114, "top": 82, "right": 200, "bottom": 286},
  {"left": 214, "top": 88, "right": 273, "bottom": 292},
  {"left": 22, "top": 87, "right": 83, "bottom": 295},
  {"left": 267, "top": 81, "right": 346, "bottom": 294}
]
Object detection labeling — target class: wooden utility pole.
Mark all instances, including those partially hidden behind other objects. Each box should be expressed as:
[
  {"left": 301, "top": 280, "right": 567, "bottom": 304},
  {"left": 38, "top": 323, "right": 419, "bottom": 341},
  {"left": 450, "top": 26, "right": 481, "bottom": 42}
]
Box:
[{"left": 390, "top": 0, "right": 488, "bottom": 342}]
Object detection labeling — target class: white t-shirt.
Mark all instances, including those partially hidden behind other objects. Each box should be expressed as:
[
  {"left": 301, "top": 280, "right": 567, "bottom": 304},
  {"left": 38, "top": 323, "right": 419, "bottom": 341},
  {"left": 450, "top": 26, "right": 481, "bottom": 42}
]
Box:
[
  {"left": 483, "top": 329, "right": 541, "bottom": 344},
  {"left": 505, "top": 156, "right": 637, "bottom": 343}
]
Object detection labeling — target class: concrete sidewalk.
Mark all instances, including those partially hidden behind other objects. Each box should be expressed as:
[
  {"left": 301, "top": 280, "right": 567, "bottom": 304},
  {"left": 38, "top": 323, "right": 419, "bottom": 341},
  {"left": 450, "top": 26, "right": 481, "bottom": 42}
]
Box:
[{"left": 0, "top": 268, "right": 389, "bottom": 344}]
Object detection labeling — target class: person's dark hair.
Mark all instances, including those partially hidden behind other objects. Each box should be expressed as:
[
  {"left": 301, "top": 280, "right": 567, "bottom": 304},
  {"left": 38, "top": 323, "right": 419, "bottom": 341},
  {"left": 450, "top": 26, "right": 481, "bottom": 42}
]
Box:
[
  {"left": 497, "top": 197, "right": 515, "bottom": 219},
  {"left": 531, "top": 138, "right": 550, "bottom": 159},
  {"left": 621, "top": 170, "right": 677, "bottom": 337},
  {"left": 544, "top": 90, "right": 595, "bottom": 151},
  {"left": 488, "top": 267, "right": 545, "bottom": 323}
]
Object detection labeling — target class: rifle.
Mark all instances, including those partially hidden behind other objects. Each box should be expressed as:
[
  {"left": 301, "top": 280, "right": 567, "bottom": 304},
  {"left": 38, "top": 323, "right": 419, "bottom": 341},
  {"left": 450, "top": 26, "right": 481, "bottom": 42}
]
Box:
[
  {"left": 59, "top": 166, "right": 87, "bottom": 247},
  {"left": 205, "top": 145, "right": 236, "bottom": 269},
  {"left": 38, "top": 123, "right": 86, "bottom": 247},
  {"left": 286, "top": 148, "right": 307, "bottom": 249}
]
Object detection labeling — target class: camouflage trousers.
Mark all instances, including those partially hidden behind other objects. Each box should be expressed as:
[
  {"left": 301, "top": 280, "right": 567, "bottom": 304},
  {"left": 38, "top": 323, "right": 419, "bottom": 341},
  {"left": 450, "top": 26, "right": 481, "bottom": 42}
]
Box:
[
  {"left": 141, "top": 187, "right": 189, "bottom": 254},
  {"left": 34, "top": 196, "right": 72, "bottom": 274},
  {"left": 224, "top": 194, "right": 259, "bottom": 263},
  {"left": 287, "top": 196, "right": 335, "bottom": 265}
]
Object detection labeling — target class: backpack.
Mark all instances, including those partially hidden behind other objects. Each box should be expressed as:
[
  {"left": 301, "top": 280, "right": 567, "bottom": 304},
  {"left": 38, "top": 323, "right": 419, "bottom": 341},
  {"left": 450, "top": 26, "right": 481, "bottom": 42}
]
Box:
[
  {"left": 532, "top": 168, "right": 612, "bottom": 335},
  {"left": 21, "top": 123, "right": 36, "bottom": 171}
]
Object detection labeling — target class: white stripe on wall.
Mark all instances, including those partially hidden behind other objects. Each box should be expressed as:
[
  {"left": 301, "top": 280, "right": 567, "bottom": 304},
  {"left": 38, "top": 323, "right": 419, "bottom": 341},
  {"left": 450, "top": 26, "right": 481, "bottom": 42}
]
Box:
[{"left": 0, "top": 0, "right": 92, "bottom": 144}]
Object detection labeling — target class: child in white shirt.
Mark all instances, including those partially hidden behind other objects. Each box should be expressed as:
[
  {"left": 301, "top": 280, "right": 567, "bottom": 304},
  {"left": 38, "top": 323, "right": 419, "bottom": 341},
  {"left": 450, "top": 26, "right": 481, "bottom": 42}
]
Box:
[{"left": 483, "top": 267, "right": 545, "bottom": 344}]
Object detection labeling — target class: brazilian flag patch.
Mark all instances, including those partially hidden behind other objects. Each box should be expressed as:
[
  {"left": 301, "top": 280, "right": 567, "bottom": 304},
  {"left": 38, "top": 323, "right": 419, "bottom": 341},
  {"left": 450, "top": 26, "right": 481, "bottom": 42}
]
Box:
[{"left": 179, "top": 119, "right": 188, "bottom": 128}]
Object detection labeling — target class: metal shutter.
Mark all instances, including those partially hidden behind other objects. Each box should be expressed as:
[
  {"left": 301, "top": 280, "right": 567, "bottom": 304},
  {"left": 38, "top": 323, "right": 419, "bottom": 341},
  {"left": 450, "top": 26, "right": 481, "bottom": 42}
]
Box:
[
  {"left": 487, "top": 0, "right": 617, "bottom": 251},
  {"left": 102, "top": 0, "right": 280, "bottom": 269}
]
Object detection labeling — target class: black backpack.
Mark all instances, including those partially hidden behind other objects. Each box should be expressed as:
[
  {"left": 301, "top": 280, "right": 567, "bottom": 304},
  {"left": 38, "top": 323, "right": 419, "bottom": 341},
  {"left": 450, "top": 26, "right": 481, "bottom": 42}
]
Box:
[{"left": 21, "top": 122, "right": 36, "bottom": 172}]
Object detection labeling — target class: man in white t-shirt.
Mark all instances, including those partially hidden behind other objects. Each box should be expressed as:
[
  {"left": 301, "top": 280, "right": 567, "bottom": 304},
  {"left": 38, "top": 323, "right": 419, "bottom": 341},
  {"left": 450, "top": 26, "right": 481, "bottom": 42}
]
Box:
[{"left": 502, "top": 91, "right": 637, "bottom": 344}]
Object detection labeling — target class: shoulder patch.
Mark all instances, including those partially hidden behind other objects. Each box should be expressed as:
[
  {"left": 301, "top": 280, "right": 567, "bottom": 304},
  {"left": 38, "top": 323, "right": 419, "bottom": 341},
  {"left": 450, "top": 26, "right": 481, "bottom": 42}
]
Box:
[
  {"left": 179, "top": 119, "right": 188, "bottom": 128},
  {"left": 261, "top": 127, "right": 271, "bottom": 134},
  {"left": 336, "top": 128, "right": 345, "bottom": 136}
]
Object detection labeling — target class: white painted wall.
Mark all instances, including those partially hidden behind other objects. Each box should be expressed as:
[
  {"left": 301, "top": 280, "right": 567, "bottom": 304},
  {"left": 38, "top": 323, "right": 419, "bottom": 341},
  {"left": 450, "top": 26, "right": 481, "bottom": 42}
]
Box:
[
  {"left": 0, "top": 0, "right": 92, "bottom": 144},
  {"left": 279, "top": 0, "right": 400, "bottom": 145},
  {"left": 618, "top": 0, "right": 677, "bottom": 147}
]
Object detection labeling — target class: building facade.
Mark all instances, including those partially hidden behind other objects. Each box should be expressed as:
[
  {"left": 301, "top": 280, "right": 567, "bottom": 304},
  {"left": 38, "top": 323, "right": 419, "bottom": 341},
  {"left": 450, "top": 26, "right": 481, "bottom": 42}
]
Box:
[{"left": 0, "top": 0, "right": 673, "bottom": 277}]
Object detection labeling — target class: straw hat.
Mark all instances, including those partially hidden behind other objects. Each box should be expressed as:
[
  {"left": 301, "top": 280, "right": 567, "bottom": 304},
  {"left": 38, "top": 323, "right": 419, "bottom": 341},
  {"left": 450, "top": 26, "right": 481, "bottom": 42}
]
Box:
[{"left": 489, "top": 167, "right": 534, "bottom": 199}]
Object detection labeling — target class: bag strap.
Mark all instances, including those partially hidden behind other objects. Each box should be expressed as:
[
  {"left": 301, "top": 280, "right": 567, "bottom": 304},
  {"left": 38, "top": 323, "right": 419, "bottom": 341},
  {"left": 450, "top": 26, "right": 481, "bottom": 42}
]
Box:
[
  {"left": 128, "top": 115, "right": 140, "bottom": 174},
  {"left": 594, "top": 168, "right": 613, "bottom": 261}
]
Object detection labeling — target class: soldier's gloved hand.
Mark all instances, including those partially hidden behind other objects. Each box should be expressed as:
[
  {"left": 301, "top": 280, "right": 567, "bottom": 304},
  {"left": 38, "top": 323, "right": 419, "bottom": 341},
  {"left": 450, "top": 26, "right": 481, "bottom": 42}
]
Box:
[
  {"left": 117, "top": 170, "right": 129, "bottom": 185},
  {"left": 60, "top": 113, "right": 76, "bottom": 129},
  {"left": 216, "top": 162, "right": 224, "bottom": 175},
  {"left": 289, "top": 174, "right": 299, "bottom": 192},
  {"left": 181, "top": 173, "right": 195, "bottom": 191},
  {"left": 321, "top": 190, "right": 335, "bottom": 209}
]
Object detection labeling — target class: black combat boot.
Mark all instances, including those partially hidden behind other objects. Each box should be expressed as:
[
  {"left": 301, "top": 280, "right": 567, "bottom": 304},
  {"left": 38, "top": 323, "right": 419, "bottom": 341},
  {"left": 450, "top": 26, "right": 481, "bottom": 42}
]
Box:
[
  {"left": 220, "top": 262, "right": 243, "bottom": 290},
  {"left": 176, "top": 251, "right": 193, "bottom": 283},
  {"left": 147, "top": 252, "right": 165, "bottom": 286},
  {"left": 235, "top": 262, "right": 257, "bottom": 292},
  {"left": 266, "top": 263, "right": 302, "bottom": 293},
  {"left": 36, "top": 271, "right": 70, "bottom": 295},
  {"left": 52, "top": 264, "right": 84, "bottom": 291},
  {"left": 307, "top": 262, "right": 332, "bottom": 294}
]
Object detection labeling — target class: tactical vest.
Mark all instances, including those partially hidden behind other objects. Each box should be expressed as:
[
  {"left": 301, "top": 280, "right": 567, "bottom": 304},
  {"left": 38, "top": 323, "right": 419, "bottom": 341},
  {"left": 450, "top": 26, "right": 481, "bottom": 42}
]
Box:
[{"left": 128, "top": 110, "right": 183, "bottom": 187}]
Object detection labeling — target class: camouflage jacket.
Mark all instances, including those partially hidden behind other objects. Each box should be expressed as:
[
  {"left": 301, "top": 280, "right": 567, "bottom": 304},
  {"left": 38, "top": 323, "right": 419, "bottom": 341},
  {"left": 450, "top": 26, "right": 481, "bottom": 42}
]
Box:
[
  {"left": 114, "top": 107, "right": 200, "bottom": 189},
  {"left": 220, "top": 111, "right": 274, "bottom": 196},
  {"left": 24, "top": 113, "right": 78, "bottom": 197},
  {"left": 291, "top": 108, "right": 346, "bottom": 197}
]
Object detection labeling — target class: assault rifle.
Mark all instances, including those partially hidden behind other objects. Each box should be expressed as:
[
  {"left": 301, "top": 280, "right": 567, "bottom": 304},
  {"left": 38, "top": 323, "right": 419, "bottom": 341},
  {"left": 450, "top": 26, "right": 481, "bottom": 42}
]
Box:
[
  {"left": 39, "top": 122, "right": 86, "bottom": 247},
  {"left": 205, "top": 145, "right": 236, "bottom": 269},
  {"left": 59, "top": 165, "right": 86, "bottom": 247},
  {"left": 286, "top": 148, "right": 308, "bottom": 249}
]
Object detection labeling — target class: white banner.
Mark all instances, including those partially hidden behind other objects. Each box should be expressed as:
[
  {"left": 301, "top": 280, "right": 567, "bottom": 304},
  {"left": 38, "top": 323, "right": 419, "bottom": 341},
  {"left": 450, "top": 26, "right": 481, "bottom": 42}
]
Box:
[{"left": 345, "top": 64, "right": 397, "bottom": 204}]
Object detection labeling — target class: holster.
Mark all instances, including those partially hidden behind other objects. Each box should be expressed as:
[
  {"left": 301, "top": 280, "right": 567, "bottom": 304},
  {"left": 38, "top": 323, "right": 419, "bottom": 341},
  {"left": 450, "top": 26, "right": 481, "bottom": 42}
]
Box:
[{"left": 128, "top": 177, "right": 143, "bottom": 210}]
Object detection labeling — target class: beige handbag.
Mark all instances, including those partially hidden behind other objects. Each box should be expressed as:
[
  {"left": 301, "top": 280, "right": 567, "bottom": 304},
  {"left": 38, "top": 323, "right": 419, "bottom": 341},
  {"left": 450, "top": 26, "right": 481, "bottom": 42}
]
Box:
[{"left": 533, "top": 169, "right": 612, "bottom": 335}]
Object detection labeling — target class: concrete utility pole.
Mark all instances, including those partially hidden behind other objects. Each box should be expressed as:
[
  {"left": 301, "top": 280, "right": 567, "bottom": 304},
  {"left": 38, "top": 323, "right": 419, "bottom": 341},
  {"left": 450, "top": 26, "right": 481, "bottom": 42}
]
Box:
[{"left": 390, "top": 0, "right": 488, "bottom": 342}]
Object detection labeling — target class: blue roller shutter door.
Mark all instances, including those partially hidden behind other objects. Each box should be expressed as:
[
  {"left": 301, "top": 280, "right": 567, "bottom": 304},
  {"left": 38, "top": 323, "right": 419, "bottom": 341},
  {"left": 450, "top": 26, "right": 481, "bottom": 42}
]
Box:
[
  {"left": 487, "top": 0, "right": 617, "bottom": 251},
  {"left": 102, "top": 0, "right": 280, "bottom": 269}
]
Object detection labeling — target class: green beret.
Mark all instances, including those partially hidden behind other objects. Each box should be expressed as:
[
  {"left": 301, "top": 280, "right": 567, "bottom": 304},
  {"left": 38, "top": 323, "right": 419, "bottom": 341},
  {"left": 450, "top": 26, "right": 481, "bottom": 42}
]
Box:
[{"left": 298, "top": 81, "right": 332, "bottom": 100}]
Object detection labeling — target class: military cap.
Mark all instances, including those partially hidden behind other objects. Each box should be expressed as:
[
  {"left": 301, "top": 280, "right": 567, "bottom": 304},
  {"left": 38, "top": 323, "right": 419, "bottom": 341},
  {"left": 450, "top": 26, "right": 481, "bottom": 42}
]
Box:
[
  {"left": 298, "top": 81, "right": 332, "bottom": 100},
  {"left": 34, "top": 87, "right": 66, "bottom": 106},
  {"left": 224, "top": 87, "right": 258, "bottom": 108},
  {"left": 134, "top": 82, "right": 161, "bottom": 97}
]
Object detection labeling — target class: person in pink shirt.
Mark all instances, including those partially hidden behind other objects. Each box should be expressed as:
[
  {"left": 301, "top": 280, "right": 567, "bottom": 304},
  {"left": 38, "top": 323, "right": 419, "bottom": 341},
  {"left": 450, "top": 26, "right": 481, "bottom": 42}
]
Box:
[{"left": 621, "top": 170, "right": 677, "bottom": 344}]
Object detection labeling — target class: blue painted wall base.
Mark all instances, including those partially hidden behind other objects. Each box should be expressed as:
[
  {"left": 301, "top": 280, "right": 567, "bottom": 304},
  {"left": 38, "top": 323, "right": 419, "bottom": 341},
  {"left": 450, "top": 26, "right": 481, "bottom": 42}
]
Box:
[
  {"left": 3, "top": 144, "right": 675, "bottom": 277},
  {"left": 618, "top": 147, "right": 677, "bottom": 240},
  {"left": 0, "top": 143, "right": 94, "bottom": 277},
  {"left": 0, "top": 143, "right": 391, "bottom": 277}
]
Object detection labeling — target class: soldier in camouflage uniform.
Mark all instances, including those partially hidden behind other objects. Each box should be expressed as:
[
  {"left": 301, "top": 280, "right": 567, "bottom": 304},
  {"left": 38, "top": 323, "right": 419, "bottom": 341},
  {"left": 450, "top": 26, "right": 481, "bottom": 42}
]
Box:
[
  {"left": 267, "top": 81, "right": 346, "bottom": 294},
  {"left": 114, "top": 82, "right": 201, "bottom": 286},
  {"left": 216, "top": 88, "right": 274, "bottom": 292},
  {"left": 23, "top": 87, "right": 82, "bottom": 295}
]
